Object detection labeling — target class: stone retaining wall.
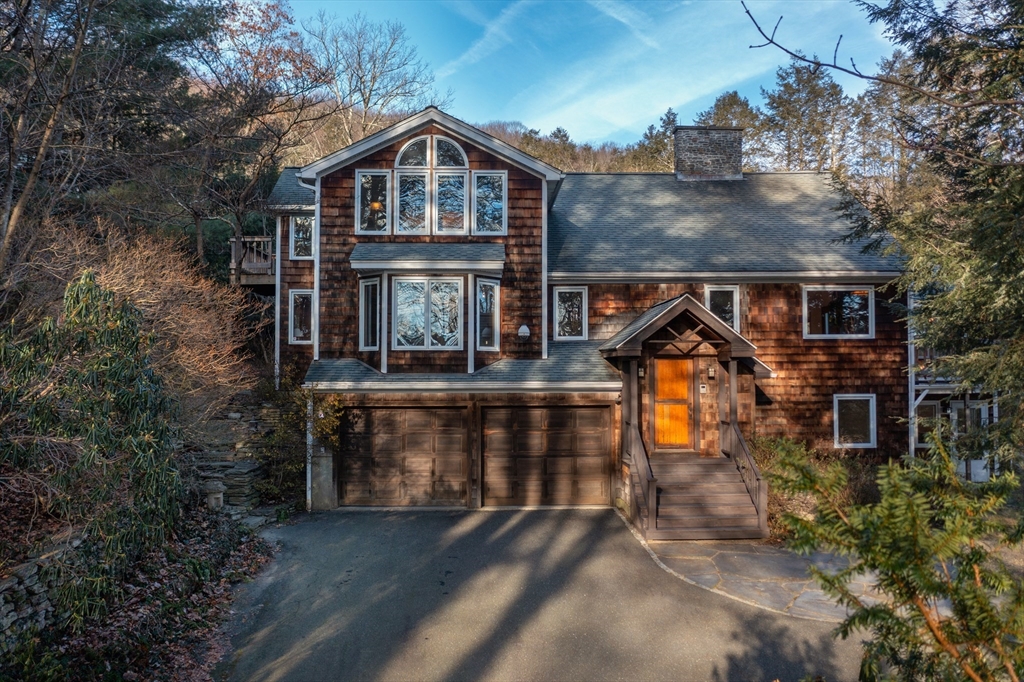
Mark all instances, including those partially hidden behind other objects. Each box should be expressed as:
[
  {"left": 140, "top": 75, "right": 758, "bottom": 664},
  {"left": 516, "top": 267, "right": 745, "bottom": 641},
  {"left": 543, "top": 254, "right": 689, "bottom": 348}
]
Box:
[{"left": 0, "top": 540, "right": 77, "bottom": 654}]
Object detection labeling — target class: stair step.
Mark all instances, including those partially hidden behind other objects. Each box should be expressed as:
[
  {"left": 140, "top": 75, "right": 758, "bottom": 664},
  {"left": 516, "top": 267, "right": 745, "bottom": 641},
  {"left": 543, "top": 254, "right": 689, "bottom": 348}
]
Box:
[
  {"left": 658, "top": 491, "right": 753, "bottom": 504},
  {"left": 657, "top": 480, "right": 748, "bottom": 492},
  {"left": 647, "top": 527, "right": 768, "bottom": 541},
  {"left": 656, "top": 515, "right": 760, "bottom": 529},
  {"left": 657, "top": 504, "right": 756, "bottom": 518},
  {"left": 654, "top": 472, "right": 745, "bottom": 484}
]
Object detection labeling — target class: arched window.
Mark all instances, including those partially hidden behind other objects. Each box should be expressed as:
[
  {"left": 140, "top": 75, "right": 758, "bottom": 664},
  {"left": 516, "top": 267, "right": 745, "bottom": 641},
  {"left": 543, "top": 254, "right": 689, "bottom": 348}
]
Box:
[{"left": 357, "top": 134, "right": 505, "bottom": 236}]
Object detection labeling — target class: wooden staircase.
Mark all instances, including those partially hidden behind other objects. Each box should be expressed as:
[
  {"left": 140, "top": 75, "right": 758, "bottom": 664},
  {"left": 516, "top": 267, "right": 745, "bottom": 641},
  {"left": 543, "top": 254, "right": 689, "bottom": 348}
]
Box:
[{"left": 635, "top": 456, "right": 765, "bottom": 540}]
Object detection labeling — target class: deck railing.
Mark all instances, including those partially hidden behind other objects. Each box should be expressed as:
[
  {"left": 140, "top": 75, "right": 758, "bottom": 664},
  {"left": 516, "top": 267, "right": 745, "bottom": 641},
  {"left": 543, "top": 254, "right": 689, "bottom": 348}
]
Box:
[
  {"left": 627, "top": 421, "right": 656, "bottom": 535},
  {"left": 230, "top": 236, "right": 275, "bottom": 276},
  {"left": 720, "top": 420, "right": 768, "bottom": 536}
]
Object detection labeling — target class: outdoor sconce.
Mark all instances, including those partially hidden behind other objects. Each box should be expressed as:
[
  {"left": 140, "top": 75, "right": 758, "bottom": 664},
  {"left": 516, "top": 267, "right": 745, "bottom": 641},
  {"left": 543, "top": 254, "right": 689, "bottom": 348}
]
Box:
[
  {"left": 518, "top": 324, "right": 530, "bottom": 339},
  {"left": 708, "top": 366, "right": 716, "bottom": 379}
]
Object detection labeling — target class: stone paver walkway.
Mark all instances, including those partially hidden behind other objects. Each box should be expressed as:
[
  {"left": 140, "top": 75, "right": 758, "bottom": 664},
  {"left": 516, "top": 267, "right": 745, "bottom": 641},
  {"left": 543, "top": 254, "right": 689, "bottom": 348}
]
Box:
[{"left": 627, "top": 524, "right": 883, "bottom": 622}]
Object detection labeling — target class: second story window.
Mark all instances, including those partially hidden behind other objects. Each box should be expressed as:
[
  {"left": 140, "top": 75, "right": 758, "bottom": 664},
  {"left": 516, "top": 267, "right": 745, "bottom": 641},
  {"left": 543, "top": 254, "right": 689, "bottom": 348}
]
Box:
[
  {"left": 803, "top": 285, "right": 874, "bottom": 339},
  {"left": 356, "top": 135, "right": 506, "bottom": 236},
  {"left": 289, "top": 290, "right": 313, "bottom": 344},
  {"left": 394, "top": 277, "right": 463, "bottom": 350},
  {"left": 359, "top": 278, "right": 380, "bottom": 351},
  {"left": 290, "top": 216, "right": 313, "bottom": 259},
  {"left": 705, "top": 285, "right": 740, "bottom": 332},
  {"left": 477, "top": 279, "right": 500, "bottom": 351},
  {"left": 356, "top": 172, "right": 389, "bottom": 234},
  {"left": 554, "top": 286, "right": 587, "bottom": 340}
]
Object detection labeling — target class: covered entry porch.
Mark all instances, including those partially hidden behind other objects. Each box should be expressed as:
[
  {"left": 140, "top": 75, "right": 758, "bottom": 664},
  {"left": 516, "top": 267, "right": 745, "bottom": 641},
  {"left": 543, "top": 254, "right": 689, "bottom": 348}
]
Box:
[{"left": 600, "top": 294, "right": 771, "bottom": 540}]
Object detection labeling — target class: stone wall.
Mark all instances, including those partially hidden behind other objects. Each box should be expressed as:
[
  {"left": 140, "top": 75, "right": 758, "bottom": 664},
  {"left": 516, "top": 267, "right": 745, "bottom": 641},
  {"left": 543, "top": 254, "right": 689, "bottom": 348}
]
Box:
[
  {"left": 0, "top": 539, "right": 78, "bottom": 654},
  {"left": 674, "top": 126, "right": 743, "bottom": 180}
]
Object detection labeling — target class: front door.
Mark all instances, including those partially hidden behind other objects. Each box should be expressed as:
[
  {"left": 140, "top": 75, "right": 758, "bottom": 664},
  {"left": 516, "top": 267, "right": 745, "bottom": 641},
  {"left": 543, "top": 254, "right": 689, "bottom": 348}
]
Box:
[{"left": 653, "top": 358, "right": 694, "bottom": 451}]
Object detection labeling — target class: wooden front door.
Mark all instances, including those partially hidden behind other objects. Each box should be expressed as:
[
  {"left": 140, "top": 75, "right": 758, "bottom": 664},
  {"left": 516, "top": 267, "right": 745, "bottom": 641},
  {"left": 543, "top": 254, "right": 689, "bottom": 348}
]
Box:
[{"left": 653, "top": 358, "right": 694, "bottom": 450}]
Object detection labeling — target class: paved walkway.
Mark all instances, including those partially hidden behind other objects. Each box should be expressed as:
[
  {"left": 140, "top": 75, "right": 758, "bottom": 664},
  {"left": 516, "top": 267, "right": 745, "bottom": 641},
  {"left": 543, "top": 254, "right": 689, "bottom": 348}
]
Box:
[{"left": 641, "top": 531, "right": 882, "bottom": 622}]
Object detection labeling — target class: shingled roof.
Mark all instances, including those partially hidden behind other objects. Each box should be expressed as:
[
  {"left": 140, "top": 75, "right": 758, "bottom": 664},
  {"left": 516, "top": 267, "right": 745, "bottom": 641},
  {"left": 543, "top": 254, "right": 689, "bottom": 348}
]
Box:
[
  {"left": 267, "top": 168, "right": 313, "bottom": 210},
  {"left": 548, "top": 172, "right": 900, "bottom": 279}
]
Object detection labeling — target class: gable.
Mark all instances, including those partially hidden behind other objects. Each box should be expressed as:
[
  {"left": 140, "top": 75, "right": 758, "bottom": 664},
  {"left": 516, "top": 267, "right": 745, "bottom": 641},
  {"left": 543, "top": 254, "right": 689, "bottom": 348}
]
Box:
[{"left": 298, "top": 107, "right": 563, "bottom": 182}]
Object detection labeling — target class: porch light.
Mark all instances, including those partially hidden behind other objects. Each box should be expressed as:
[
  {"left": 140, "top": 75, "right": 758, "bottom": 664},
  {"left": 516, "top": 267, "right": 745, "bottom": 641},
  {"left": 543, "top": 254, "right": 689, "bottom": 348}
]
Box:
[{"left": 518, "top": 324, "right": 530, "bottom": 339}]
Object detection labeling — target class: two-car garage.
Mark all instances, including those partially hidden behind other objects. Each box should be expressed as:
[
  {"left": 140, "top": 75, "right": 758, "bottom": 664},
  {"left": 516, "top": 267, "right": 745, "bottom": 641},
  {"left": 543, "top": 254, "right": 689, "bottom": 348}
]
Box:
[{"left": 335, "top": 405, "right": 613, "bottom": 508}]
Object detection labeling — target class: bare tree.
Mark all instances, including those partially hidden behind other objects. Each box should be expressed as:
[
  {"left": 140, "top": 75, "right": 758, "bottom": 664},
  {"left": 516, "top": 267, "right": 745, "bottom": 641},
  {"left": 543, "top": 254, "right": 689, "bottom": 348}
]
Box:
[{"left": 300, "top": 12, "right": 452, "bottom": 153}]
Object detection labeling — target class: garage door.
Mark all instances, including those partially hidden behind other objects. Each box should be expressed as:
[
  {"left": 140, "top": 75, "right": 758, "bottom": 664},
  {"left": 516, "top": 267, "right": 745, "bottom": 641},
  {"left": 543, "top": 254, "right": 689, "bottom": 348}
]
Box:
[
  {"left": 482, "top": 407, "right": 611, "bottom": 506},
  {"left": 338, "top": 408, "right": 468, "bottom": 506}
]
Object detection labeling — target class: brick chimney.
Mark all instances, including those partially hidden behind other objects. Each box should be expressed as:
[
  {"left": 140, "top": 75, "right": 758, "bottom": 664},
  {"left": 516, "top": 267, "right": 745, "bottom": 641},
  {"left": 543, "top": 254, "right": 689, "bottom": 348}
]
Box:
[{"left": 674, "top": 126, "right": 743, "bottom": 181}]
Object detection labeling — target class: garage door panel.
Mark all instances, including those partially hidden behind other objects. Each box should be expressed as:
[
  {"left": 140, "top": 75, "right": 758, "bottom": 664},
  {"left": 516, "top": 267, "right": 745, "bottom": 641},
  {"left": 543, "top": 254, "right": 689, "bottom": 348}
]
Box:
[
  {"left": 547, "top": 432, "right": 574, "bottom": 452},
  {"left": 339, "top": 407, "right": 469, "bottom": 506},
  {"left": 482, "top": 407, "right": 611, "bottom": 507},
  {"left": 546, "top": 458, "right": 574, "bottom": 475},
  {"left": 435, "top": 433, "right": 464, "bottom": 452}
]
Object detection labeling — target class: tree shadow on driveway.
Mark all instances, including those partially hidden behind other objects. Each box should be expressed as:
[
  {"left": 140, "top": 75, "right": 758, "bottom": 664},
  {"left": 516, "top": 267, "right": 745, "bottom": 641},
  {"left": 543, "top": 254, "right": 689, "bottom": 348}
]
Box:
[{"left": 217, "top": 509, "right": 861, "bottom": 681}]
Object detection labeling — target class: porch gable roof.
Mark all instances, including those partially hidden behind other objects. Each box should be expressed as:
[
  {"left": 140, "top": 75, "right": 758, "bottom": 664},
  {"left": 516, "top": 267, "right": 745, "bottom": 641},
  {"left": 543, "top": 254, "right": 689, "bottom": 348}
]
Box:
[{"left": 599, "top": 294, "right": 757, "bottom": 359}]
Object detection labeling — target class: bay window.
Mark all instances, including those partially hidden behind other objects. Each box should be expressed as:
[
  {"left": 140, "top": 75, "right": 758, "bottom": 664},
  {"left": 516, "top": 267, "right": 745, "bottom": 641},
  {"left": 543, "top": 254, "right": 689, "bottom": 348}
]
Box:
[
  {"left": 477, "top": 279, "right": 500, "bottom": 351},
  {"left": 394, "top": 277, "right": 463, "bottom": 350}
]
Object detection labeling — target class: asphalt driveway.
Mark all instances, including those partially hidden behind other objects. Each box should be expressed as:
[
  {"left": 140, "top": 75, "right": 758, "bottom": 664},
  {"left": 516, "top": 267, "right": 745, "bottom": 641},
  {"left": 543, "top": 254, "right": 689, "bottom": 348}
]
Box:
[{"left": 217, "top": 509, "right": 863, "bottom": 681}]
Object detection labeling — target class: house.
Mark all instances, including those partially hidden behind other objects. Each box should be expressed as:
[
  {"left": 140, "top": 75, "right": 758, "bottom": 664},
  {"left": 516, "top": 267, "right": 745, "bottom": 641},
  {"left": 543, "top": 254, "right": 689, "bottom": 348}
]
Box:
[{"left": 265, "top": 107, "right": 910, "bottom": 540}]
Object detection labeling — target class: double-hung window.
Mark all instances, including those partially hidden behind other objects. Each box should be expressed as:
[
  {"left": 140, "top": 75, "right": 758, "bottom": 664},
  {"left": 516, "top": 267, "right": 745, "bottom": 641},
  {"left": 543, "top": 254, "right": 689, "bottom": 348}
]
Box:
[
  {"left": 477, "top": 279, "right": 500, "bottom": 351},
  {"left": 290, "top": 216, "right": 313, "bottom": 259},
  {"left": 359, "top": 278, "right": 380, "bottom": 351},
  {"left": 705, "top": 285, "right": 740, "bottom": 332},
  {"left": 289, "top": 289, "right": 313, "bottom": 344},
  {"left": 834, "top": 394, "right": 876, "bottom": 448},
  {"left": 803, "top": 286, "right": 874, "bottom": 339},
  {"left": 393, "top": 277, "right": 463, "bottom": 350},
  {"left": 554, "top": 286, "right": 587, "bottom": 340}
]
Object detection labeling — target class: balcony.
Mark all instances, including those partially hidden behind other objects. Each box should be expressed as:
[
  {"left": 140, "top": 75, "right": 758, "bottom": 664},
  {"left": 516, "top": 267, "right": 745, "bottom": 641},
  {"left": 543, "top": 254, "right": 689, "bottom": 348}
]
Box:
[{"left": 230, "top": 236, "right": 275, "bottom": 286}]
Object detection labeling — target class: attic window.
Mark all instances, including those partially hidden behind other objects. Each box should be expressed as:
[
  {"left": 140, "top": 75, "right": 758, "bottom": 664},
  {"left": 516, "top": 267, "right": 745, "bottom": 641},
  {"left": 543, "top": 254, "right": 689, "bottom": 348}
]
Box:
[{"left": 397, "top": 137, "right": 428, "bottom": 167}]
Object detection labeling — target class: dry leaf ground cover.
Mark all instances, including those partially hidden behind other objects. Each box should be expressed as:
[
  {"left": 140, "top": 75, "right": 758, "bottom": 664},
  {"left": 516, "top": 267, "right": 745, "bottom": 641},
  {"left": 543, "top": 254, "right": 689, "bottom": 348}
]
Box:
[{"left": 2, "top": 507, "right": 273, "bottom": 681}]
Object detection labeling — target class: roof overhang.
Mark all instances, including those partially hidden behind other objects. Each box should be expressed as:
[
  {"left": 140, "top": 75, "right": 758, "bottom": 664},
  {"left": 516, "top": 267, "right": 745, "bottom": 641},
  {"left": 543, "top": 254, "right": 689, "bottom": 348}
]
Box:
[
  {"left": 303, "top": 380, "right": 621, "bottom": 393},
  {"left": 298, "top": 107, "right": 564, "bottom": 182},
  {"left": 349, "top": 243, "right": 505, "bottom": 274},
  {"left": 551, "top": 271, "right": 902, "bottom": 284}
]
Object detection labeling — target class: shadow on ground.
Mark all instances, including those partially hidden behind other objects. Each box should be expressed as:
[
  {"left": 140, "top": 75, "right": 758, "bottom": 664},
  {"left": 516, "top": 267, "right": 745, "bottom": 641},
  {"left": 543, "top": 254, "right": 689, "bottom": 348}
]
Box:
[{"left": 217, "top": 509, "right": 862, "bottom": 681}]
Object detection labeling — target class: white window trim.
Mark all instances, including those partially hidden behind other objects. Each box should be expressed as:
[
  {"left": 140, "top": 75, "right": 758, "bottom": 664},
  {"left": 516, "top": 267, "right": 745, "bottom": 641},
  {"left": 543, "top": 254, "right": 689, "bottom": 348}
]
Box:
[
  {"left": 434, "top": 170, "right": 469, "bottom": 235},
  {"left": 476, "top": 278, "right": 501, "bottom": 352},
  {"left": 395, "top": 171, "right": 430, "bottom": 235},
  {"left": 354, "top": 171, "right": 391, "bottom": 235},
  {"left": 553, "top": 286, "right": 588, "bottom": 341},
  {"left": 289, "top": 215, "right": 314, "bottom": 260},
  {"left": 704, "top": 284, "right": 741, "bottom": 332},
  {"left": 359, "top": 278, "right": 380, "bottom": 351},
  {"left": 833, "top": 394, "right": 877, "bottom": 448},
  {"left": 395, "top": 135, "right": 430, "bottom": 168},
  {"left": 434, "top": 135, "right": 468, "bottom": 168},
  {"left": 471, "top": 170, "right": 508, "bottom": 236},
  {"left": 288, "top": 289, "right": 314, "bottom": 345},
  {"left": 803, "top": 285, "right": 875, "bottom": 339},
  {"left": 392, "top": 276, "right": 464, "bottom": 351},
  {"left": 914, "top": 400, "right": 940, "bottom": 448}
]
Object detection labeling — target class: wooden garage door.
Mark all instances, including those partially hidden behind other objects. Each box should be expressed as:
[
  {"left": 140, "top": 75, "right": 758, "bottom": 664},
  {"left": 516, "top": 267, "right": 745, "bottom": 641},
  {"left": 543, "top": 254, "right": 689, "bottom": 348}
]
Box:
[
  {"left": 338, "top": 408, "right": 468, "bottom": 506},
  {"left": 482, "top": 407, "right": 611, "bottom": 506}
]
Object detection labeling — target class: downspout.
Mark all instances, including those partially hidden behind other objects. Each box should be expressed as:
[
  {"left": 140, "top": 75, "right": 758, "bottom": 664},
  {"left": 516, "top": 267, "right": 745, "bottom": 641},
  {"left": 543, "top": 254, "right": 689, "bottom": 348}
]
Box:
[
  {"left": 306, "top": 395, "right": 313, "bottom": 512},
  {"left": 907, "top": 293, "right": 916, "bottom": 457},
  {"left": 541, "top": 181, "right": 548, "bottom": 359},
  {"left": 274, "top": 215, "right": 282, "bottom": 390}
]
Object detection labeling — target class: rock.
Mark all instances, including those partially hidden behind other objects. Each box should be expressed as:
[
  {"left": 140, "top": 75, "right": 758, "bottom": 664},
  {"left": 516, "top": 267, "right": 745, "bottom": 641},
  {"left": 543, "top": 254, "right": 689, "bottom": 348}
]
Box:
[
  {"left": 227, "top": 412, "right": 243, "bottom": 420},
  {"left": 242, "top": 516, "right": 267, "bottom": 529},
  {"left": 13, "top": 563, "right": 37, "bottom": 580}
]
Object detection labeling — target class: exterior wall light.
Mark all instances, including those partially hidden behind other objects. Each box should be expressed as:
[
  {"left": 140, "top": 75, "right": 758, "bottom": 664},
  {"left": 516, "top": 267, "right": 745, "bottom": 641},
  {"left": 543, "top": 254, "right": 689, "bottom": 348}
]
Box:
[{"left": 518, "top": 324, "right": 530, "bottom": 339}]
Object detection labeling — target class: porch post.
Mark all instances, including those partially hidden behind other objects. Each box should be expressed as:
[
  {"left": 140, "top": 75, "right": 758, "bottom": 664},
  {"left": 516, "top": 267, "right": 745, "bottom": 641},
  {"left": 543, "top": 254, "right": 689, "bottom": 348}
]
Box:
[
  {"left": 627, "top": 359, "right": 639, "bottom": 461},
  {"left": 729, "top": 360, "right": 739, "bottom": 426}
]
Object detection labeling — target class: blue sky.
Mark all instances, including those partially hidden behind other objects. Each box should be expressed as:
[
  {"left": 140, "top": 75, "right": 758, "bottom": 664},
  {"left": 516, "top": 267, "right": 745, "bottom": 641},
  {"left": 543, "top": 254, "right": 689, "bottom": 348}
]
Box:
[{"left": 289, "top": 1, "right": 896, "bottom": 145}]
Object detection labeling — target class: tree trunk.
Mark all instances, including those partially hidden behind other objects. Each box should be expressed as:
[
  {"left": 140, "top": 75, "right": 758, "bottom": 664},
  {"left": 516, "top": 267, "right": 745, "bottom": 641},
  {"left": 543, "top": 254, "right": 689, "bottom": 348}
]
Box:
[{"left": 194, "top": 213, "right": 205, "bottom": 264}]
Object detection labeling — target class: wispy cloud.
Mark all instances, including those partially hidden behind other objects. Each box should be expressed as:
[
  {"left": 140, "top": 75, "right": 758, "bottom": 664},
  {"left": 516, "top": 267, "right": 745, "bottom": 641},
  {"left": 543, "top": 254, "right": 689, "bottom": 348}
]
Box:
[
  {"left": 587, "top": 0, "right": 659, "bottom": 50},
  {"left": 437, "top": 1, "right": 532, "bottom": 79}
]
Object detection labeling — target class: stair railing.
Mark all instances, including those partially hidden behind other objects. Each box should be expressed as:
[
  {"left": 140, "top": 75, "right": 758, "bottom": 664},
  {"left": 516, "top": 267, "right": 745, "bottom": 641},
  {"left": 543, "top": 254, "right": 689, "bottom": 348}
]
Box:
[
  {"left": 720, "top": 421, "right": 768, "bottom": 536},
  {"left": 628, "top": 422, "right": 656, "bottom": 534}
]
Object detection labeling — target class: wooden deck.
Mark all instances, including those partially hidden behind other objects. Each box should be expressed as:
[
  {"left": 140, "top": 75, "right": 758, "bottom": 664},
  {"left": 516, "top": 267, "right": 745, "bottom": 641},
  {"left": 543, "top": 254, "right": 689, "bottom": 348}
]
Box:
[{"left": 230, "top": 236, "right": 275, "bottom": 286}]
